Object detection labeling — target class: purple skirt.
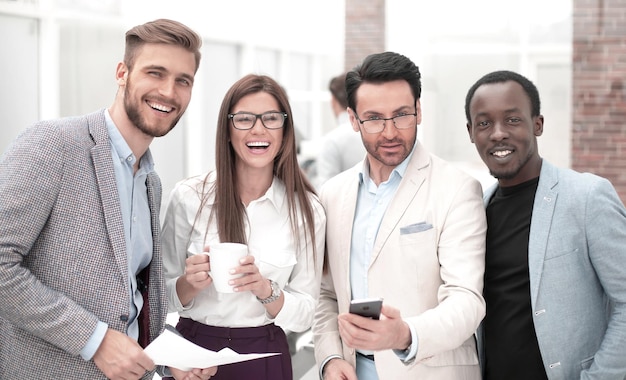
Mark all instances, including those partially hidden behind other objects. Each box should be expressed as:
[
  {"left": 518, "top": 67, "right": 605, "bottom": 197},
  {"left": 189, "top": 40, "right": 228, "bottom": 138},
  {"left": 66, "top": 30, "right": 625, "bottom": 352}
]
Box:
[{"left": 164, "top": 317, "right": 292, "bottom": 380}]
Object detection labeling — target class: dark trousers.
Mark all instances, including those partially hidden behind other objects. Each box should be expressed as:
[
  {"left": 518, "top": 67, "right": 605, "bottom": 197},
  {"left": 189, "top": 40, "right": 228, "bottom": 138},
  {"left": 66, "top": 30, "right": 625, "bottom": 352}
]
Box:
[{"left": 165, "top": 317, "right": 292, "bottom": 380}]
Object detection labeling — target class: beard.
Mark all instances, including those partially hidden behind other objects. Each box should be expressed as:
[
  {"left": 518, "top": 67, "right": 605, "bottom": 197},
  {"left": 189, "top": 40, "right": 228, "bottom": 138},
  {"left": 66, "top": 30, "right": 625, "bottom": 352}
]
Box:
[
  {"left": 123, "top": 82, "right": 182, "bottom": 138},
  {"left": 488, "top": 150, "right": 533, "bottom": 181},
  {"left": 363, "top": 134, "right": 416, "bottom": 168}
]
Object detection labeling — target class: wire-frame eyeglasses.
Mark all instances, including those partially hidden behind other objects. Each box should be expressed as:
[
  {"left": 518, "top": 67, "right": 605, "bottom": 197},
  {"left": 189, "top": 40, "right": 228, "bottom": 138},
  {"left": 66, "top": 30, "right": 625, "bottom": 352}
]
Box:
[{"left": 354, "top": 112, "right": 417, "bottom": 134}]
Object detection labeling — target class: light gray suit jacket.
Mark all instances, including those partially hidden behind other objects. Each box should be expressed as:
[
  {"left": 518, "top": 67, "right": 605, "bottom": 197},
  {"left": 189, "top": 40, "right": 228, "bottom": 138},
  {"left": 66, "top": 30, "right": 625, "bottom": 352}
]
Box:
[
  {"left": 479, "top": 159, "right": 626, "bottom": 380},
  {"left": 0, "top": 109, "right": 166, "bottom": 379},
  {"left": 314, "top": 141, "right": 486, "bottom": 379}
]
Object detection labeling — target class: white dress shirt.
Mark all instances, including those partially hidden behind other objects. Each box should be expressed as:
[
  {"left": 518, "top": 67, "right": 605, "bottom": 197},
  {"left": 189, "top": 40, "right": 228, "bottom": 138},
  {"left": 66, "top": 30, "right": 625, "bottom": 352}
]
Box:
[{"left": 161, "top": 172, "right": 326, "bottom": 332}]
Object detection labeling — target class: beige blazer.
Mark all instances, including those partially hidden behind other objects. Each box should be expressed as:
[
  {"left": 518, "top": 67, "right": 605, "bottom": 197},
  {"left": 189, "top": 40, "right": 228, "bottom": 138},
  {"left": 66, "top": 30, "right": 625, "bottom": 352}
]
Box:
[{"left": 313, "top": 141, "right": 486, "bottom": 379}]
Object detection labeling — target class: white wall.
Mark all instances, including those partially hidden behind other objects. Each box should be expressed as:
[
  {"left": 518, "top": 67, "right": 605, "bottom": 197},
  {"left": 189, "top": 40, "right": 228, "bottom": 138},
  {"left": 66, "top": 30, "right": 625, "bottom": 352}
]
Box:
[
  {"left": 0, "top": 14, "right": 39, "bottom": 155},
  {"left": 0, "top": 0, "right": 573, "bottom": 199},
  {"left": 386, "top": 0, "right": 573, "bottom": 173}
]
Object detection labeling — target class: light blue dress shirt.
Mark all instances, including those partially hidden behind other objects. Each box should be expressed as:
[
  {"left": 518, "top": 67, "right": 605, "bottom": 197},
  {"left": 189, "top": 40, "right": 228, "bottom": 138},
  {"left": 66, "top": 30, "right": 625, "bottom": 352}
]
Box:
[
  {"left": 349, "top": 143, "right": 418, "bottom": 379},
  {"left": 80, "top": 110, "right": 154, "bottom": 360}
]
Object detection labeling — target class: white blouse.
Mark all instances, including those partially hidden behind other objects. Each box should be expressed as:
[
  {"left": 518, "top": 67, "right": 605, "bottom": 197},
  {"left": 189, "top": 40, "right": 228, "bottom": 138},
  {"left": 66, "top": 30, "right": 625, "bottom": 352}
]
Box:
[{"left": 161, "top": 172, "right": 326, "bottom": 332}]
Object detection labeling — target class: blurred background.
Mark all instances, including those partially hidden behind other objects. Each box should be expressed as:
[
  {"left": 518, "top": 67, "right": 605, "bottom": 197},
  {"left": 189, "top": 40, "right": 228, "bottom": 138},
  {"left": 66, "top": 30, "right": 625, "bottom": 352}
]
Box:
[
  {"left": 2, "top": 0, "right": 624, "bottom": 378},
  {"left": 1, "top": 0, "right": 580, "bottom": 198}
]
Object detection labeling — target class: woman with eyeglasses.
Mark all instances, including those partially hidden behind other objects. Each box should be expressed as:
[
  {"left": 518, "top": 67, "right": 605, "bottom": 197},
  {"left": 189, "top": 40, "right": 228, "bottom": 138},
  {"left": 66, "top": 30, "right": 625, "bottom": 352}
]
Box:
[{"left": 161, "top": 74, "right": 326, "bottom": 380}]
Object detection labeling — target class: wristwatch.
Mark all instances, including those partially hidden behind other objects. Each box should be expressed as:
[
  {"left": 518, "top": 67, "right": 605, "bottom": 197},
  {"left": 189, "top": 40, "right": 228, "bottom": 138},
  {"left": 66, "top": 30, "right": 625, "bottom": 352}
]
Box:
[{"left": 257, "top": 279, "right": 281, "bottom": 304}]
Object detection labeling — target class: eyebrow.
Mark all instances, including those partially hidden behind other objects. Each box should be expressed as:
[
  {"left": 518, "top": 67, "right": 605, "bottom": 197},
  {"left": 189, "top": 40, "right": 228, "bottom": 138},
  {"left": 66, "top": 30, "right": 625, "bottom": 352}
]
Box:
[
  {"left": 362, "top": 105, "right": 414, "bottom": 116},
  {"left": 144, "top": 64, "right": 195, "bottom": 84}
]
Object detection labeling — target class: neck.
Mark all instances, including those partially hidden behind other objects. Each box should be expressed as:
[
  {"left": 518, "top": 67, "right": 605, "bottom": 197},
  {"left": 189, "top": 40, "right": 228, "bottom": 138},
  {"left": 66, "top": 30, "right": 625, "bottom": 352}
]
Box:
[
  {"left": 236, "top": 165, "right": 274, "bottom": 206},
  {"left": 108, "top": 104, "right": 153, "bottom": 173},
  {"left": 367, "top": 157, "right": 394, "bottom": 187}
]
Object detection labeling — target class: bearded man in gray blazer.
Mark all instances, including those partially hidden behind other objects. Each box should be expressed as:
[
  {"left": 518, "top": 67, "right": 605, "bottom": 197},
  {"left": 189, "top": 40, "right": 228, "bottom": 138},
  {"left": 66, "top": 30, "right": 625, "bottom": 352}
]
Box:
[
  {"left": 0, "top": 19, "right": 216, "bottom": 380},
  {"left": 466, "top": 70, "right": 626, "bottom": 380}
]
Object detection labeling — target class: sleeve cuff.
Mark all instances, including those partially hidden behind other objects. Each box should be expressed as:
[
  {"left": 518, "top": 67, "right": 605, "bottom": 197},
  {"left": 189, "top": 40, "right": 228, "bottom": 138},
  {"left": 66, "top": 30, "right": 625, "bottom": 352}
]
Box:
[
  {"left": 169, "top": 277, "right": 195, "bottom": 311},
  {"left": 80, "top": 321, "right": 108, "bottom": 360},
  {"left": 393, "top": 322, "right": 418, "bottom": 362},
  {"left": 319, "top": 354, "right": 343, "bottom": 379}
]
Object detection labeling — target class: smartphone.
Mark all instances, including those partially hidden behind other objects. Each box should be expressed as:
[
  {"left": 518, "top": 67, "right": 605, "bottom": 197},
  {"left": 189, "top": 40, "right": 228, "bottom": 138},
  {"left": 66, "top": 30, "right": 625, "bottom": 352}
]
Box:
[{"left": 349, "top": 298, "right": 383, "bottom": 320}]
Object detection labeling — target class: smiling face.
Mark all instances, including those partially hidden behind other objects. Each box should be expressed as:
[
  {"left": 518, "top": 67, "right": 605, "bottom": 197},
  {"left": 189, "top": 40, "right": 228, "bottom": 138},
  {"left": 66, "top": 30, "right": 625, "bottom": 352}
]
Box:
[
  {"left": 349, "top": 79, "right": 420, "bottom": 183},
  {"left": 117, "top": 43, "right": 196, "bottom": 137},
  {"left": 466, "top": 80, "right": 543, "bottom": 187},
  {"left": 230, "top": 91, "right": 284, "bottom": 175}
]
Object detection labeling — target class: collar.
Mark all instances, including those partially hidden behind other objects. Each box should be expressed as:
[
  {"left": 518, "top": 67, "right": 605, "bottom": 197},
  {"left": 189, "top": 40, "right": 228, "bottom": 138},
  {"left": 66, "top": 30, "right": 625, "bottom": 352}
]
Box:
[
  {"left": 104, "top": 109, "right": 154, "bottom": 172},
  {"left": 249, "top": 176, "right": 287, "bottom": 211}
]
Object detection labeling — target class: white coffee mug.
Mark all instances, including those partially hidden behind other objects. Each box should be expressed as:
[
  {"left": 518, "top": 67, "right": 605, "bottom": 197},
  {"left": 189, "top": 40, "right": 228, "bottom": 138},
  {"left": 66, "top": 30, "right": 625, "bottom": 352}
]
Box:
[{"left": 208, "top": 242, "right": 248, "bottom": 293}]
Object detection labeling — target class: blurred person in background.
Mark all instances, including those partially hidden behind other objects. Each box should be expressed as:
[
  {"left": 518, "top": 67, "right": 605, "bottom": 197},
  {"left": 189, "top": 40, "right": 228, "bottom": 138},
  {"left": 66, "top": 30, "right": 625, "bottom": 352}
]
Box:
[
  {"left": 161, "top": 74, "right": 326, "bottom": 380},
  {"left": 315, "top": 72, "right": 365, "bottom": 188}
]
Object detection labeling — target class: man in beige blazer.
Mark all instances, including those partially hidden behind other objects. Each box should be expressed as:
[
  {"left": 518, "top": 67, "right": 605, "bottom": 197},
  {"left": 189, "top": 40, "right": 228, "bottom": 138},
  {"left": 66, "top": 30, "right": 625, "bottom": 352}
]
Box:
[{"left": 312, "top": 51, "right": 486, "bottom": 379}]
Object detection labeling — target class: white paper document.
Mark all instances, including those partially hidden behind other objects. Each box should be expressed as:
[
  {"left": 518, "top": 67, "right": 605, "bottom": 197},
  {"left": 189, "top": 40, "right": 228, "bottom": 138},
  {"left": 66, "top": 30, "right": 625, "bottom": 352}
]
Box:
[{"left": 144, "top": 328, "right": 281, "bottom": 371}]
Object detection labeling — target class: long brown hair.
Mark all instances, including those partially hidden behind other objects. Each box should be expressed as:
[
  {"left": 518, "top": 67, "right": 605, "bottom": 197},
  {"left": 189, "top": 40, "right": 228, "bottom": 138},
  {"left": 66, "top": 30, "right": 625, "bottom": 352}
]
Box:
[{"left": 196, "top": 74, "right": 319, "bottom": 263}]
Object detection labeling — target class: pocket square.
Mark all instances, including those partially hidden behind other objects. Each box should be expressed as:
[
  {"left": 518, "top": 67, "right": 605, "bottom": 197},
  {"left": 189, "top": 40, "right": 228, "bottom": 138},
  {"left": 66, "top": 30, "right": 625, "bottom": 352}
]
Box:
[{"left": 400, "top": 222, "right": 433, "bottom": 235}]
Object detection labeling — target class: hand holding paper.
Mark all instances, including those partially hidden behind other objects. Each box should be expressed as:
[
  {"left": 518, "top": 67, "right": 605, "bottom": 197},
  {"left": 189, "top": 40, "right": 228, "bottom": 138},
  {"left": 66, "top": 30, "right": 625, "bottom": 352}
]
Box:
[{"left": 144, "top": 328, "right": 280, "bottom": 372}]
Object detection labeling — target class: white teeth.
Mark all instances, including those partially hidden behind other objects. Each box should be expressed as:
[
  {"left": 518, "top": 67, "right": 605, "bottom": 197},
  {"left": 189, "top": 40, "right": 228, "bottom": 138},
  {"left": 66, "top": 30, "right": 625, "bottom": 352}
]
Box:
[
  {"left": 148, "top": 102, "right": 172, "bottom": 113},
  {"left": 247, "top": 141, "right": 269, "bottom": 147},
  {"left": 493, "top": 150, "right": 512, "bottom": 157}
]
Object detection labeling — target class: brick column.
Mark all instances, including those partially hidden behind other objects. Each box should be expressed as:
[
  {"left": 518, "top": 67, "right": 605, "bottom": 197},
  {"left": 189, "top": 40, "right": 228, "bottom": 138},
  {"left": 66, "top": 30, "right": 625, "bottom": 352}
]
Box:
[
  {"left": 345, "top": 0, "right": 385, "bottom": 71},
  {"left": 572, "top": 0, "right": 626, "bottom": 202}
]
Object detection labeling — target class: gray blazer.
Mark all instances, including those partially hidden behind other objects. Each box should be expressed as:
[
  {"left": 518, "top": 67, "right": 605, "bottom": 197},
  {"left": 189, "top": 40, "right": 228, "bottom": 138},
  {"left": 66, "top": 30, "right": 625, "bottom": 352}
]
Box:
[
  {"left": 479, "top": 159, "right": 626, "bottom": 380},
  {"left": 0, "top": 109, "right": 166, "bottom": 379}
]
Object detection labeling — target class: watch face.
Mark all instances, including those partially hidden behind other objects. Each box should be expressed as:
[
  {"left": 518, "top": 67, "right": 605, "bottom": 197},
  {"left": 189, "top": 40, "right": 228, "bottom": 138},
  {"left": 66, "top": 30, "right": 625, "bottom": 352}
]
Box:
[
  {"left": 258, "top": 279, "right": 281, "bottom": 304},
  {"left": 271, "top": 280, "right": 280, "bottom": 296}
]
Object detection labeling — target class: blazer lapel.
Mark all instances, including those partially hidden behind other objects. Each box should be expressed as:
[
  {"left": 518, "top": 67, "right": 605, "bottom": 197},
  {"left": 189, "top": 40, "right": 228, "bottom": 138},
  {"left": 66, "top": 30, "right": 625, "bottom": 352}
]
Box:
[
  {"left": 88, "top": 111, "right": 129, "bottom": 292},
  {"left": 528, "top": 161, "right": 558, "bottom": 307},
  {"left": 145, "top": 171, "right": 165, "bottom": 341},
  {"left": 341, "top": 173, "right": 360, "bottom": 296},
  {"left": 370, "top": 145, "right": 428, "bottom": 265}
]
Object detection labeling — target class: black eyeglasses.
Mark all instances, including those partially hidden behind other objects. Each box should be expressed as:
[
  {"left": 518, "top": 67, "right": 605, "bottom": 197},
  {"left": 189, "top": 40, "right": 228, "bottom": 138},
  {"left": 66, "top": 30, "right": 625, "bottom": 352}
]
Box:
[
  {"left": 354, "top": 112, "right": 417, "bottom": 134},
  {"left": 228, "top": 112, "right": 288, "bottom": 130}
]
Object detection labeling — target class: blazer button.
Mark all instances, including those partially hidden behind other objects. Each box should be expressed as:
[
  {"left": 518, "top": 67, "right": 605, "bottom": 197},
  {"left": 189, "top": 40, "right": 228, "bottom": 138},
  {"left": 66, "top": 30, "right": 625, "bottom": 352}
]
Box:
[{"left": 120, "top": 314, "right": 129, "bottom": 322}]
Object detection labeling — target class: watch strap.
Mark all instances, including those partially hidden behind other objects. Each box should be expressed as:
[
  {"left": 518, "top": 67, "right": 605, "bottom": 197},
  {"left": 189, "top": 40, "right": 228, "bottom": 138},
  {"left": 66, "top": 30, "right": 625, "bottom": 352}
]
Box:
[{"left": 257, "top": 279, "right": 281, "bottom": 304}]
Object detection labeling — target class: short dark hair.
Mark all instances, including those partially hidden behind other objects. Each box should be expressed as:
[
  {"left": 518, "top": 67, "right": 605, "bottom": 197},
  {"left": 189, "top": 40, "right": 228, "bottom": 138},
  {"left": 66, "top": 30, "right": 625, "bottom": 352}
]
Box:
[
  {"left": 124, "top": 18, "right": 203, "bottom": 73},
  {"left": 328, "top": 73, "right": 348, "bottom": 109},
  {"left": 464, "top": 70, "right": 541, "bottom": 123},
  {"left": 345, "top": 51, "right": 422, "bottom": 112}
]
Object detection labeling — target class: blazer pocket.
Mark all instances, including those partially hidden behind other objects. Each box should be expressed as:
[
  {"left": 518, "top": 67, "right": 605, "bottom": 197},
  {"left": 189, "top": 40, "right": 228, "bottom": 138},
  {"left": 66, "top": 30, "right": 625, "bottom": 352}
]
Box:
[
  {"left": 399, "top": 226, "right": 437, "bottom": 247},
  {"left": 400, "top": 222, "right": 433, "bottom": 235},
  {"left": 580, "top": 355, "right": 594, "bottom": 370},
  {"left": 421, "top": 345, "right": 479, "bottom": 367},
  {"left": 544, "top": 247, "right": 578, "bottom": 261}
]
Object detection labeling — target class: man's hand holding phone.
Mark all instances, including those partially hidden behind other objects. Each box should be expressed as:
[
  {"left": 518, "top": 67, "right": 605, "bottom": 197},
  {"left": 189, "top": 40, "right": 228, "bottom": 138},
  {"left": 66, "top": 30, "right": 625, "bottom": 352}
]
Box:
[
  {"left": 338, "top": 302, "right": 412, "bottom": 352},
  {"left": 349, "top": 298, "right": 383, "bottom": 319}
]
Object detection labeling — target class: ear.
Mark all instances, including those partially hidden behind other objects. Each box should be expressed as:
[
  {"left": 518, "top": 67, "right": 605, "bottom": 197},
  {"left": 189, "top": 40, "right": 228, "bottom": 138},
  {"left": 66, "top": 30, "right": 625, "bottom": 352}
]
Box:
[
  {"left": 348, "top": 108, "right": 360, "bottom": 132},
  {"left": 534, "top": 115, "right": 544, "bottom": 136},
  {"left": 466, "top": 123, "right": 475, "bottom": 143},
  {"left": 115, "top": 62, "right": 128, "bottom": 86},
  {"left": 415, "top": 100, "right": 422, "bottom": 125}
]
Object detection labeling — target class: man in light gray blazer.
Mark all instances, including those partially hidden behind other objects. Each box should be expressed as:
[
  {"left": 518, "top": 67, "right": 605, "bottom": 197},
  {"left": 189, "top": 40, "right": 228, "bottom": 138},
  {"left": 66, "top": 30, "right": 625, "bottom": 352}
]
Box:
[
  {"left": 0, "top": 19, "right": 214, "bottom": 380},
  {"left": 466, "top": 70, "right": 626, "bottom": 380}
]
